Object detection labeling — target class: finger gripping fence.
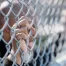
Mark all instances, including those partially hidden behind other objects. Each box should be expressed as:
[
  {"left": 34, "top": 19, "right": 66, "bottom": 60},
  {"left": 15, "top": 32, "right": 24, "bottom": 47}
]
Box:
[{"left": 0, "top": 0, "right": 66, "bottom": 66}]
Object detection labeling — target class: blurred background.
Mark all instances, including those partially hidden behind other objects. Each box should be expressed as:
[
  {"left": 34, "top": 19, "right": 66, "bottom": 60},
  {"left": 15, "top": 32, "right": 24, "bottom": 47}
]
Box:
[{"left": 0, "top": 0, "right": 66, "bottom": 66}]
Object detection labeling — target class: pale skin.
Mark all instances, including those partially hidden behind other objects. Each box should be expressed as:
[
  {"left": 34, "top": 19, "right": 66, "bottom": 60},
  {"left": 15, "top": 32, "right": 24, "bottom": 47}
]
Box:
[{"left": 6, "top": 16, "right": 36, "bottom": 65}]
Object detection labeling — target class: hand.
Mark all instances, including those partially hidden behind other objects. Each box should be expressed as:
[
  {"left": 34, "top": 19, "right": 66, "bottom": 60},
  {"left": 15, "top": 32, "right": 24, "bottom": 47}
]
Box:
[{"left": 8, "top": 16, "right": 36, "bottom": 65}]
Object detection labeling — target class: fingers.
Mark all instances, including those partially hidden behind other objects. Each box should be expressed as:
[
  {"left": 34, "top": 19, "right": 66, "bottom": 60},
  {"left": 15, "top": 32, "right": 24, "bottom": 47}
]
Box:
[
  {"left": 15, "top": 26, "right": 36, "bottom": 36},
  {"left": 15, "top": 27, "right": 36, "bottom": 40},
  {"left": 15, "top": 27, "right": 28, "bottom": 40},
  {"left": 12, "top": 16, "right": 36, "bottom": 50},
  {"left": 14, "top": 24, "right": 36, "bottom": 40},
  {"left": 17, "top": 19, "right": 31, "bottom": 29},
  {"left": 12, "top": 16, "right": 36, "bottom": 35},
  {"left": 15, "top": 27, "right": 28, "bottom": 35},
  {"left": 16, "top": 33, "right": 28, "bottom": 40},
  {"left": 12, "top": 16, "right": 34, "bottom": 30},
  {"left": 18, "top": 16, "right": 36, "bottom": 36},
  {"left": 12, "top": 19, "right": 31, "bottom": 29},
  {"left": 18, "top": 16, "right": 32, "bottom": 24}
]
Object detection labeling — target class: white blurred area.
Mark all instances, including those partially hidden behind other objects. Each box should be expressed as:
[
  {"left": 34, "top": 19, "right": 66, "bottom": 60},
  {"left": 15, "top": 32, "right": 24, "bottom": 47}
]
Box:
[
  {"left": 37, "top": 24, "right": 64, "bottom": 36},
  {"left": 38, "top": 9, "right": 66, "bottom": 36}
]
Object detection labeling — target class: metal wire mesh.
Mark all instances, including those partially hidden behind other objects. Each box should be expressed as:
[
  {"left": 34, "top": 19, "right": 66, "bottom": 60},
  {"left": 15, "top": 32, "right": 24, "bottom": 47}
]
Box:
[{"left": 0, "top": 0, "right": 66, "bottom": 66}]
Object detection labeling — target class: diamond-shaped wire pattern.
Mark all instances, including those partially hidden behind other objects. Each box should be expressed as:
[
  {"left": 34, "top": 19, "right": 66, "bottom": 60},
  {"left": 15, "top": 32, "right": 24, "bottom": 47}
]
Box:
[{"left": 0, "top": 0, "right": 66, "bottom": 66}]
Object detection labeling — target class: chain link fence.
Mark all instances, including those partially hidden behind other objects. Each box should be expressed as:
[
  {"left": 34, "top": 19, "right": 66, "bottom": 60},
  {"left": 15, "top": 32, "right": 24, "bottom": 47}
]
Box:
[{"left": 0, "top": 0, "right": 66, "bottom": 66}]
